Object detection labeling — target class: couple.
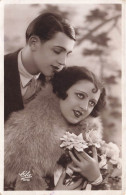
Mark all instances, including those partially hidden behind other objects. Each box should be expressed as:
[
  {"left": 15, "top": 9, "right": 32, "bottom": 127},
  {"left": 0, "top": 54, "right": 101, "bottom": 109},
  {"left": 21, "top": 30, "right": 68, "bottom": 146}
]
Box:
[{"left": 4, "top": 12, "right": 106, "bottom": 190}]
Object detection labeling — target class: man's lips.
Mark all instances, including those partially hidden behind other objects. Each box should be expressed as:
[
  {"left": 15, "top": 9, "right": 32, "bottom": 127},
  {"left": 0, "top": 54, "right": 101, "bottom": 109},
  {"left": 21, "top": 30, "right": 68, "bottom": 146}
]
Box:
[
  {"left": 73, "top": 110, "right": 83, "bottom": 118},
  {"left": 51, "top": 65, "right": 63, "bottom": 72}
]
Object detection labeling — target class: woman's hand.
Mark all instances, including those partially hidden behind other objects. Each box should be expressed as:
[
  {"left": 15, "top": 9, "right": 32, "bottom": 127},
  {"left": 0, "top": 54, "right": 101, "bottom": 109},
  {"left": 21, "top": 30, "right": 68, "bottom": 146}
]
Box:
[
  {"left": 54, "top": 169, "right": 83, "bottom": 190},
  {"left": 68, "top": 146, "right": 101, "bottom": 182}
]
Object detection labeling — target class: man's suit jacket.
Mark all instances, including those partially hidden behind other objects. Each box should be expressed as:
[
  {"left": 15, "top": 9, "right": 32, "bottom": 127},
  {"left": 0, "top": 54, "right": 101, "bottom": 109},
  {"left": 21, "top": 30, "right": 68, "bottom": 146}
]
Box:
[{"left": 4, "top": 50, "right": 45, "bottom": 121}]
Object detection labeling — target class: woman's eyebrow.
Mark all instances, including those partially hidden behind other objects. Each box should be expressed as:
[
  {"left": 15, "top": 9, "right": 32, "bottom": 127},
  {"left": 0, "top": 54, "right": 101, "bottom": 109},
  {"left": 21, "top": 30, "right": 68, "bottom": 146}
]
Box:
[
  {"left": 77, "top": 90, "right": 98, "bottom": 102},
  {"left": 76, "top": 90, "right": 88, "bottom": 97}
]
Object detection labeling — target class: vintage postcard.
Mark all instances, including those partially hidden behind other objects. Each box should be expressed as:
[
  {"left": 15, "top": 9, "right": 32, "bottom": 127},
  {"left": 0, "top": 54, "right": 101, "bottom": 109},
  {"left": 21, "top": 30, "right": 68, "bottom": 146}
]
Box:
[{"left": 0, "top": 0, "right": 126, "bottom": 195}]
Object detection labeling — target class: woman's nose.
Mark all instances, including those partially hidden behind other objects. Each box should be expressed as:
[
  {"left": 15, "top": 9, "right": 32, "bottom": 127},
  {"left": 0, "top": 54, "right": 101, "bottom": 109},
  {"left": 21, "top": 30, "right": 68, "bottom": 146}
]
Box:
[{"left": 79, "top": 100, "right": 88, "bottom": 111}]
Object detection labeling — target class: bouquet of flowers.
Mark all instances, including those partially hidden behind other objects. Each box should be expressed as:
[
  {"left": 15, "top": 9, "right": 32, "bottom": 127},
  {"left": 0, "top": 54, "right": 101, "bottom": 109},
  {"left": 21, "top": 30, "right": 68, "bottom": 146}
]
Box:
[{"left": 55, "top": 130, "right": 122, "bottom": 190}]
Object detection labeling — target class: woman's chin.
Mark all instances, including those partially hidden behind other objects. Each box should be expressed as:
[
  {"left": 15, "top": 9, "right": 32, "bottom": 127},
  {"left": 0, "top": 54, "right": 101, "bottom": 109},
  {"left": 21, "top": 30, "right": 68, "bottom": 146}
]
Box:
[{"left": 66, "top": 118, "right": 82, "bottom": 125}]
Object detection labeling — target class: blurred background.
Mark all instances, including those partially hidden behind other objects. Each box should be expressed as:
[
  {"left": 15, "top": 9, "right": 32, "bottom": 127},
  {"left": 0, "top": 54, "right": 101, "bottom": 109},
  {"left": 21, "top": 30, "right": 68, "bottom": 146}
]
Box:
[{"left": 4, "top": 4, "right": 122, "bottom": 151}]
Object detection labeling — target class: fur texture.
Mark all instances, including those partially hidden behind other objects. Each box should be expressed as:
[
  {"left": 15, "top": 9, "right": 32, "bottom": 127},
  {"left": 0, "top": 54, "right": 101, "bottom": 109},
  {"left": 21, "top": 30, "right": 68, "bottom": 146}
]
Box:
[{"left": 4, "top": 84, "right": 103, "bottom": 190}]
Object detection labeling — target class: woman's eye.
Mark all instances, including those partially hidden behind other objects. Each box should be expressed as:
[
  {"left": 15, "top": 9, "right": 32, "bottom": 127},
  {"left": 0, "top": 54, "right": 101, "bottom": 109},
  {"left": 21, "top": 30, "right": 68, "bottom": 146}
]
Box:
[
  {"left": 89, "top": 101, "right": 96, "bottom": 107},
  {"left": 76, "top": 93, "right": 84, "bottom": 99}
]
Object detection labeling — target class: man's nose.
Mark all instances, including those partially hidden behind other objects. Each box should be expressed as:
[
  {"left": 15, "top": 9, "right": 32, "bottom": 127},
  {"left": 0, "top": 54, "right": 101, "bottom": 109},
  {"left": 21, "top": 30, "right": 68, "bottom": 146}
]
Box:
[
  {"left": 58, "top": 62, "right": 65, "bottom": 66},
  {"left": 58, "top": 55, "right": 66, "bottom": 66}
]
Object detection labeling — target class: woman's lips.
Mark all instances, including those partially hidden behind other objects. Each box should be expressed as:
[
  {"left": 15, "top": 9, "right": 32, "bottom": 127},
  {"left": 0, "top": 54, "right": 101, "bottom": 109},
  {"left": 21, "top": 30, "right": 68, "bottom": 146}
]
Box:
[{"left": 73, "top": 110, "right": 82, "bottom": 118}]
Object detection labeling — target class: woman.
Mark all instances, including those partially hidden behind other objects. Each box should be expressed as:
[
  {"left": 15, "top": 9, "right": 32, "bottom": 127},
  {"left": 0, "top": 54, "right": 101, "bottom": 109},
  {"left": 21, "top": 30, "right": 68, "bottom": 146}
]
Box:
[{"left": 4, "top": 66, "right": 106, "bottom": 190}]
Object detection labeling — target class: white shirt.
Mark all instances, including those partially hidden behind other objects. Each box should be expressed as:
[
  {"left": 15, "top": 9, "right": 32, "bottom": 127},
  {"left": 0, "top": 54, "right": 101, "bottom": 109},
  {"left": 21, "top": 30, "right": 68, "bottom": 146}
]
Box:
[{"left": 18, "top": 50, "right": 40, "bottom": 97}]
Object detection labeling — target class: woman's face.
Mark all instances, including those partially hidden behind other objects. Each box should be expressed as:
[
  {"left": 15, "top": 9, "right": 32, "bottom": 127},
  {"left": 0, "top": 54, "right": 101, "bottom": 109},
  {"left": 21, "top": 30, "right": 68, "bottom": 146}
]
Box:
[{"left": 59, "top": 79, "right": 100, "bottom": 124}]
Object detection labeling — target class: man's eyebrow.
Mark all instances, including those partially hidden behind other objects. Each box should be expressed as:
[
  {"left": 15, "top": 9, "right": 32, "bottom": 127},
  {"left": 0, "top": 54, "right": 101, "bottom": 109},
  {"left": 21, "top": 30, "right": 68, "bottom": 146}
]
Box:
[
  {"left": 54, "top": 46, "right": 72, "bottom": 54},
  {"left": 91, "top": 98, "right": 97, "bottom": 103}
]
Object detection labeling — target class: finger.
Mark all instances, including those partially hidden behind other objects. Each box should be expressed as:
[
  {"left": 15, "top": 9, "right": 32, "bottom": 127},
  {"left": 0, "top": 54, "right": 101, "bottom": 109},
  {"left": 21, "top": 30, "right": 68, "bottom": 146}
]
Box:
[
  {"left": 74, "top": 183, "right": 84, "bottom": 190},
  {"left": 67, "top": 161, "right": 76, "bottom": 167},
  {"left": 73, "top": 150, "right": 85, "bottom": 162},
  {"left": 68, "top": 162, "right": 76, "bottom": 169},
  {"left": 79, "top": 150, "right": 92, "bottom": 161},
  {"left": 58, "top": 169, "right": 66, "bottom": 184},
  {"left": 67, "top": 178, "right": 83, "bottom": 190},
  {"left": 81, "top": 180, "right": 88, "bottom": 190},
  {"left": 69, "top": 151, "right": 80, "bottom": 167},
  {"left": 68, "top": 165, "right": 81, "bottom": 173},
  {"left": 92, "top": 146, "right": 98, "bottom": 161}
]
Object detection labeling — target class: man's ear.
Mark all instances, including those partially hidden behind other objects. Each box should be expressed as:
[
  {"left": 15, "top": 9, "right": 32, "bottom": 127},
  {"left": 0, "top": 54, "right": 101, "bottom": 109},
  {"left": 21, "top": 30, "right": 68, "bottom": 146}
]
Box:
[{"left": 28, "top": 36, "right": 41, "bottom": 51}]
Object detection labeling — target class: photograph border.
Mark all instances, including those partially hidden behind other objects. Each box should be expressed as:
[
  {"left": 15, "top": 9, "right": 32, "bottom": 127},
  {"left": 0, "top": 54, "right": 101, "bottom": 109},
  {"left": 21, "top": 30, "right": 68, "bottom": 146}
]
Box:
[{"left": 0, "top": 0, "right": 126, "bottom": 195}]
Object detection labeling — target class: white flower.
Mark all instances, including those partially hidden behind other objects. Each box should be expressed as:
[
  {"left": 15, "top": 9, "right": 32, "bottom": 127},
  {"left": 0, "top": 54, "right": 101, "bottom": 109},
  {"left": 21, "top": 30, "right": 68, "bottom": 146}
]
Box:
[
  {"left": 60, "top": 132, "right": 88, "bottom": 152},
  {"left": 117, "top": 158, "right": 122, "bottom": 169},
  {"left": 100, "top": 142, "right": 120, "bottom": 164},
  {"left": 99, "top": 154, "right": 108, "bottom": 169},
  {"left": 85, "top": 129, "right": 102, "bottom": 148}
]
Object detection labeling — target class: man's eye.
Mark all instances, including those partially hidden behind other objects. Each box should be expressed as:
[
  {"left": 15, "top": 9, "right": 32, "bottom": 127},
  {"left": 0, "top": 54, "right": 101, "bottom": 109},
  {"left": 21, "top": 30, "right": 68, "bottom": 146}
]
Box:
[
  {"left": 89, "top": 100, "right": 96, "bottom": 107},
  {"left": 67, "top": 52, "right": 72, "bottom": 57},
  {"left": 76, "top": 93, "right": 84, "bottom": 99},
  {"left": 53, "top": 49, "right": 61, "bottom": 54}
]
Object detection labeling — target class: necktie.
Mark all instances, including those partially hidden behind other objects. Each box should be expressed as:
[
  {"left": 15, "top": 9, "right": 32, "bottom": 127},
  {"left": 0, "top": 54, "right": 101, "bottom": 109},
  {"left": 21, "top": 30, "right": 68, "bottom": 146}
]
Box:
[{"left": 23, "top": 78, "right": 41, "bottom": 104}]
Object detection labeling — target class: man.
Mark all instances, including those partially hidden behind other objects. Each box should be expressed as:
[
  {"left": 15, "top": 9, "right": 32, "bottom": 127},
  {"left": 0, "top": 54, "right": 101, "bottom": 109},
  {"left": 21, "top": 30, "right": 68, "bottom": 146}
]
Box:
[{"left": 4, "top": 12, "right": 75, "bottom": 121}]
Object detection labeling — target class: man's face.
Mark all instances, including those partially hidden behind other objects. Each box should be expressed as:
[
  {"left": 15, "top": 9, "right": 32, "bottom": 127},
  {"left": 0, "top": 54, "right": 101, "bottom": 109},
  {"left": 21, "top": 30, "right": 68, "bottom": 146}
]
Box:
[{"left": 30, "top": 32, "right": 75, "bottom": 76}]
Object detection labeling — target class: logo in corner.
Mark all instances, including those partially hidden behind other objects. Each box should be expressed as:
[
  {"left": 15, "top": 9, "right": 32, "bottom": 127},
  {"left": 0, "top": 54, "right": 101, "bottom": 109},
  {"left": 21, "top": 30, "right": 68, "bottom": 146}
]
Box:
[{"left": 19, "top": 171, "right": 32, "bottom": 181}]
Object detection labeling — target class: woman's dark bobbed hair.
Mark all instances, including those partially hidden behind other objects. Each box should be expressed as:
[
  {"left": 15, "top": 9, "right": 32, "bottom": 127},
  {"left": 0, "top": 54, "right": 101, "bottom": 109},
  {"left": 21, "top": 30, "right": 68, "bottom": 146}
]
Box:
[{"left": 51, "top": 66, "right": 106, "bottom": 117}]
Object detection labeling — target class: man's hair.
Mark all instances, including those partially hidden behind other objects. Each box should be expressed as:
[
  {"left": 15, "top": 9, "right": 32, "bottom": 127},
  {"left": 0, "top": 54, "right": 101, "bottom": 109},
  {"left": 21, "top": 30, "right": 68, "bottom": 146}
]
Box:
[
  {"left": 51, "top": 66, "right": 106, "bottom": 117},
  {"left": 26, "top": 12, "right": 76, "bottom": 42}
]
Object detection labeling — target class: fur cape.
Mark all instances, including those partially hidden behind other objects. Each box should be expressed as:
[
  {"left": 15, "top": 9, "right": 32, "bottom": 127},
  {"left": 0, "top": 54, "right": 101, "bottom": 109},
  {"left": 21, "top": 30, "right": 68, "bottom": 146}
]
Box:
[{"left": 4, "top": 84, "right": 103, "bottom": 190}]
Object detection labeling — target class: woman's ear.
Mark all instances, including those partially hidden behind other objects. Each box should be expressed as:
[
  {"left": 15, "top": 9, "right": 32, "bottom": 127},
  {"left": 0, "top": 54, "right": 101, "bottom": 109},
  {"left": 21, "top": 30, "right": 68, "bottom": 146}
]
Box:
[{"left": 28, "top": 36, "right": 41, "bottom": 51}]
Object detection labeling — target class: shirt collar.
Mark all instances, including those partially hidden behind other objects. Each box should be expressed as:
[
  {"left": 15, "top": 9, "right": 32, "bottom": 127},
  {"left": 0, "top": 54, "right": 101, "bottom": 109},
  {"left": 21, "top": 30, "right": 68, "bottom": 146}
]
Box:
[{"left": 18, "top": 50, "right": 40, "bottom": 87}]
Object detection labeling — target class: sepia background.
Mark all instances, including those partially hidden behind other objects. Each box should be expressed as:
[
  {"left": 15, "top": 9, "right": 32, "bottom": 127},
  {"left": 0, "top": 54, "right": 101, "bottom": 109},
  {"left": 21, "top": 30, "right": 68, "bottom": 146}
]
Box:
[{"left": 4, "top": 3, "right": 122, "bottom": 156}]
